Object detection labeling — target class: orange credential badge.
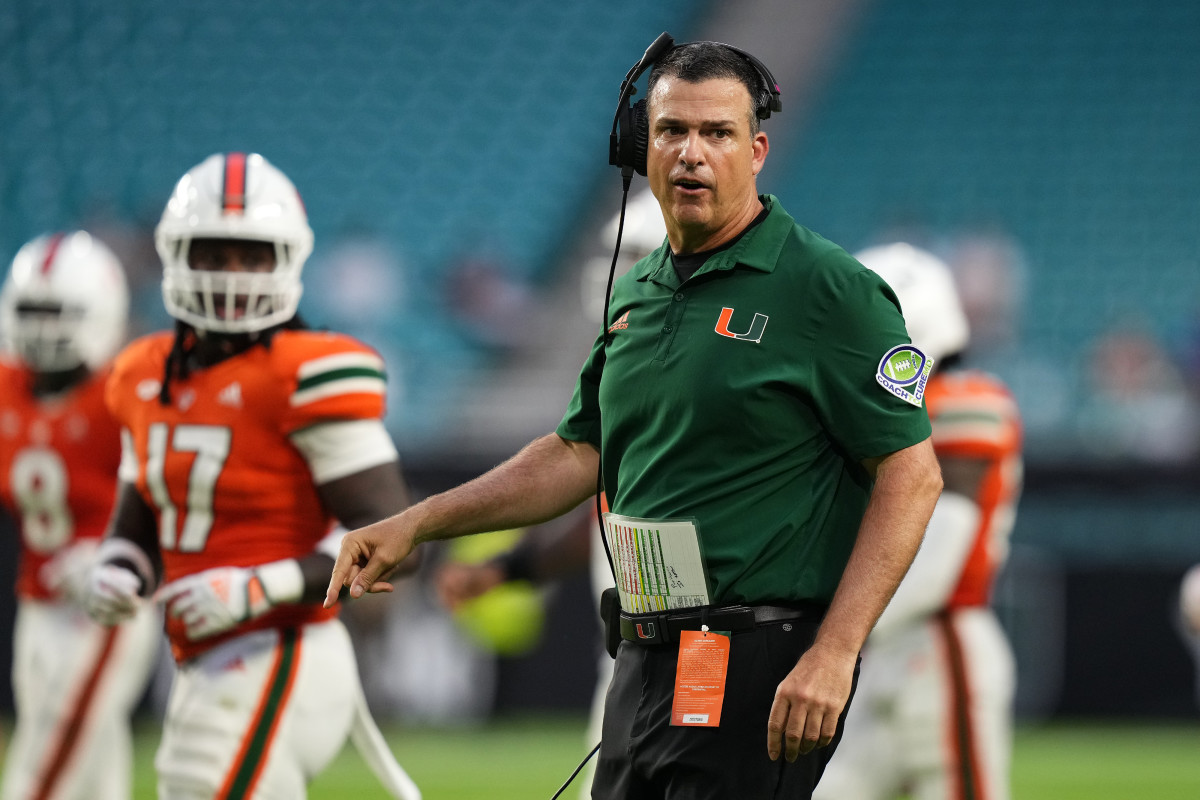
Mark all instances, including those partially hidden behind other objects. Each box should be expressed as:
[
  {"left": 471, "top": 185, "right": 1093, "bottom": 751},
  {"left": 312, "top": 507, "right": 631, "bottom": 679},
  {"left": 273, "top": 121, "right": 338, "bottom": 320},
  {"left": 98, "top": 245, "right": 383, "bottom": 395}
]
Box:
[{"left": 670, "top": 629, "right": 731, "bottom": 727}]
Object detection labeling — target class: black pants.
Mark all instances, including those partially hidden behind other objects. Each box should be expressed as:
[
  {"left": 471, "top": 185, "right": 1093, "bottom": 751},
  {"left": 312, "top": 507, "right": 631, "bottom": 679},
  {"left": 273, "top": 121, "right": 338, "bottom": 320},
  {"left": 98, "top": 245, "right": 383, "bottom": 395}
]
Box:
[{"left": 592, "top": 618, "right": 859, "bottom": 800}]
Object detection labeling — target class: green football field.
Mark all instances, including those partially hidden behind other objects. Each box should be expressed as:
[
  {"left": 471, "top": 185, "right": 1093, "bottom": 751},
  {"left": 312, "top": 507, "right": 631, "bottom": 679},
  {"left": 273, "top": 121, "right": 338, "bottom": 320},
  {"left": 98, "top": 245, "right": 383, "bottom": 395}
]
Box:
[{"left": 5, "top": 714, "right": 1199, "bottom": 798}]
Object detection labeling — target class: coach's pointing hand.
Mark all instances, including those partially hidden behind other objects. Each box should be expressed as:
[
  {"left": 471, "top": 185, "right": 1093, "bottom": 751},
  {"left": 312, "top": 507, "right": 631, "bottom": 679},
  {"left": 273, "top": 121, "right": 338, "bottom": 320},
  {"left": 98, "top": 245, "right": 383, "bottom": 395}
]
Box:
[{"left": 324, "top": 518, "right": 416, "bottom": 607}]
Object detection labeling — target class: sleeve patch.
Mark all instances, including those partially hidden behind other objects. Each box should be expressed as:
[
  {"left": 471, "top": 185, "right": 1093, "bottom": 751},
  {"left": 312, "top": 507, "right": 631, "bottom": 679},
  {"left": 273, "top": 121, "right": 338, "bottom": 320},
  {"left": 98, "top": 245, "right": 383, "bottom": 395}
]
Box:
[{"left": 875, "top": 345, "right": 933, "bottom": 407}]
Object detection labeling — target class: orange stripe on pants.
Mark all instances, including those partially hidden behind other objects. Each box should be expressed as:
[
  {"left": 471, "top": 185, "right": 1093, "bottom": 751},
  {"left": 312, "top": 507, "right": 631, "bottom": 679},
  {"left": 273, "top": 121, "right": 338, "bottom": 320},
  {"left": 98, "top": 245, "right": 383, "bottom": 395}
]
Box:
[
  {"left": 938, "top": 612, "right": 987, "bottom": 800},
  {"left": 217, "top": 629, "right": 303, "bottom": 800},
  {"left": 31, "top": 625, "right": 120, "bottom": 800}
]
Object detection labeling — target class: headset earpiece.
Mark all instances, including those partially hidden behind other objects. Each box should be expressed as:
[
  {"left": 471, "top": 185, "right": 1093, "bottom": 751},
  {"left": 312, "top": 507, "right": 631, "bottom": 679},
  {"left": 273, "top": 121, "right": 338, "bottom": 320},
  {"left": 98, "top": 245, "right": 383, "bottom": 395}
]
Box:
[
  {"left": 612, "top": 96, "right": 651, "bottom": 177},
  {"left": 628, "top": 98, "right": 650, "bottom": 176},
  {"left": 612, "top": 94, "right": 647, "bottom": 176}
]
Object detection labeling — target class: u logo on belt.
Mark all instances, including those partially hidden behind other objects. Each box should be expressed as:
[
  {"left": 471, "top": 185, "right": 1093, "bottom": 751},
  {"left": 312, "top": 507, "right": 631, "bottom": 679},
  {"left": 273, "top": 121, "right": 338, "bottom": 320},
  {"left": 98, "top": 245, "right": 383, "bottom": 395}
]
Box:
[{"left": 635, "top": 622, "right": 657, "bottom": 639}]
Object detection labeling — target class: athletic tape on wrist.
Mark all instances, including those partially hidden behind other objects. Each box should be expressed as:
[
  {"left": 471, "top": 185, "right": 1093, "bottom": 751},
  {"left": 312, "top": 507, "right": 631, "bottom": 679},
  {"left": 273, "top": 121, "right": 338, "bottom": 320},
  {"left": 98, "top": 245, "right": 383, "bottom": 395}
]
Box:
[{"left": 255, "top": 559, "right": 305, "bottom": 606}]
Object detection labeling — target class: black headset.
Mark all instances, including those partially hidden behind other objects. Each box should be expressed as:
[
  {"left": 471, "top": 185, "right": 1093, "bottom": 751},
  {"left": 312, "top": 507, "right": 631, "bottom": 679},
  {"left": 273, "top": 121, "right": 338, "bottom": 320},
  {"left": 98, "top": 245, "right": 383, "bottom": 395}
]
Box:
[{"left": 608, "top": 31, "right": 783, "bottom": 180}]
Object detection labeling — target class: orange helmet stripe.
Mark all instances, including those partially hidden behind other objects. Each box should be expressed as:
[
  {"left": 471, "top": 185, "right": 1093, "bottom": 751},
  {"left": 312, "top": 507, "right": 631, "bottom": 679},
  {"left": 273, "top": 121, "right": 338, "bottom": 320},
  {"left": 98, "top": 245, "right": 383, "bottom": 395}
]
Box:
[
  {"left": 38, "top": 233, "right": 65, "bottom": 276},
  {"left": 222, "top": 152, "right": 247, "bottom": 215}
]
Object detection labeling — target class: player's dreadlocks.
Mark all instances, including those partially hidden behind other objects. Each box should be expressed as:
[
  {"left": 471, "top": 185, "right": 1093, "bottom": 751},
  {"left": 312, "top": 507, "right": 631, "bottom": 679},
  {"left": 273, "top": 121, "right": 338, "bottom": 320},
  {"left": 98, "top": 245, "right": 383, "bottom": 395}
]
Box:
[{"left": 158, "top": 314, "right": 310, "bottom": 405}]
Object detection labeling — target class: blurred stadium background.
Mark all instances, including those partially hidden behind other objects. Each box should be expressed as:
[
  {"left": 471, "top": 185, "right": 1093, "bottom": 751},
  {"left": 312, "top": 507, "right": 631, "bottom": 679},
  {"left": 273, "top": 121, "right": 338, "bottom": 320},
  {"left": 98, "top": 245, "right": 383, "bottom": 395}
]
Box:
[{"left": 2, "top": 0, "right": 1200, "bottom": 792}]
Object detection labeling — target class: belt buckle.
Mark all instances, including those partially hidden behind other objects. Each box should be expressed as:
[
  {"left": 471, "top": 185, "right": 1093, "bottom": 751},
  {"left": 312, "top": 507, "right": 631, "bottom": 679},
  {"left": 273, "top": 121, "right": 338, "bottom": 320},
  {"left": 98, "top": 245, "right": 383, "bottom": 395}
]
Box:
[
  {"left": 632, "top": 619, "right": 660, "bottom": 641},
  {"left": 621, "top": 611, "right": 668, "bottom": 645}
]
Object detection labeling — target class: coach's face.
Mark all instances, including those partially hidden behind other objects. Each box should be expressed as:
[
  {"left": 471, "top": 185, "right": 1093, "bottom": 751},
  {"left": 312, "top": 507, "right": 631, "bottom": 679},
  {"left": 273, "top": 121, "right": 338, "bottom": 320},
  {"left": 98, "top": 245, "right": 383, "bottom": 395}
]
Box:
[{"left": 646, "top": 75, "right": 768, "bottom": 255}]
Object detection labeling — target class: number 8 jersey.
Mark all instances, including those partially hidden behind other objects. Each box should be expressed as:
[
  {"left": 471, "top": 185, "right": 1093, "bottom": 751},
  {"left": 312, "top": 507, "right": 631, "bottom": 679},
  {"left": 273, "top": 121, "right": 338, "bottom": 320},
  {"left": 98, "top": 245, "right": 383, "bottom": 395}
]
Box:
[
  {"left": 0, "top": 358, "right": 121, "bottom": 600},
  {"left": 106, "top": 328, "right": 391, "bottom": 661}
]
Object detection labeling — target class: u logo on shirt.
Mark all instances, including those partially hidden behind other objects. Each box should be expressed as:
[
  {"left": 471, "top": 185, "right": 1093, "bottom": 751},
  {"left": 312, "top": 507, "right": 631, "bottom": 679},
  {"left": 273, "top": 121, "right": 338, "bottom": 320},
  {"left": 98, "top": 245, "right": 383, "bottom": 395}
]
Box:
[{"left": 714, "top": 307, "right": 768, "bottom": 343}]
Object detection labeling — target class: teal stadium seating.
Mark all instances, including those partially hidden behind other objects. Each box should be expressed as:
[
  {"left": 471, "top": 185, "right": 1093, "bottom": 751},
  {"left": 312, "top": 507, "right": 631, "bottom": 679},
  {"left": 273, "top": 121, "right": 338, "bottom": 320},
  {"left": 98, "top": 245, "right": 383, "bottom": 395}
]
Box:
[{"left": 0, "top": 0, "right": 701, "bottom": 450}]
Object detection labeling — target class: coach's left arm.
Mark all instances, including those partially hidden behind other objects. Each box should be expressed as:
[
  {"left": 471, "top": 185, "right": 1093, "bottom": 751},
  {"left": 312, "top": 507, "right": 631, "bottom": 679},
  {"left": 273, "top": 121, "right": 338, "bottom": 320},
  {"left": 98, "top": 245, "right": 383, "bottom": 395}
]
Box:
[{"left": 767, "top": 437, "right": 942, "bottom": 763}]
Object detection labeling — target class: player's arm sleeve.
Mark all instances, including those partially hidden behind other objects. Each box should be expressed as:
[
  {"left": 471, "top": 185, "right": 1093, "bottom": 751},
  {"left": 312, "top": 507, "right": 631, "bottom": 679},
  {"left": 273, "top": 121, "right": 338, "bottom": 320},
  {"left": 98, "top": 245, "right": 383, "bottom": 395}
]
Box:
[
  {"left": 870, "top": 491, "right": 980, "bottom": 640},
  {"left": 290, "top": 418, "right": 399, "bottom": 485},
  {"left": 811, "top": 264, "right": 932, "bottom": 461}
]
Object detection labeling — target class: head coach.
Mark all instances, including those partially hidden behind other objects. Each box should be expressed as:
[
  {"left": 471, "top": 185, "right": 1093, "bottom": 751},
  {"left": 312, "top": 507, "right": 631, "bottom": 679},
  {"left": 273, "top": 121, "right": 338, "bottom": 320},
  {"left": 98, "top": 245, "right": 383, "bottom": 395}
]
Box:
[{"left": 327, "top": 33, "right": 943, "bottom": 800}]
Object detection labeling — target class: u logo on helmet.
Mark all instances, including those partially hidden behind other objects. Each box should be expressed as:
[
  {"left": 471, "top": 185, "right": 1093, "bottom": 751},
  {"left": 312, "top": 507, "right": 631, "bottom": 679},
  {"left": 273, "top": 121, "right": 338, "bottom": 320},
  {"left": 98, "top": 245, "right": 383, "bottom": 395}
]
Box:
[{"left": 875, "top": 345, "right": 933, "bottom": 407}]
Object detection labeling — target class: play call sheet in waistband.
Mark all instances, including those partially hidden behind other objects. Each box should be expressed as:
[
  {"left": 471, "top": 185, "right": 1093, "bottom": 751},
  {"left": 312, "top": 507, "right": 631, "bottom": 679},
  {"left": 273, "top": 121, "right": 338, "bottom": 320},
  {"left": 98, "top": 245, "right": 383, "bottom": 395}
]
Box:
[{"left": 602, "top": 513, "right": 711, "bottom": 613}]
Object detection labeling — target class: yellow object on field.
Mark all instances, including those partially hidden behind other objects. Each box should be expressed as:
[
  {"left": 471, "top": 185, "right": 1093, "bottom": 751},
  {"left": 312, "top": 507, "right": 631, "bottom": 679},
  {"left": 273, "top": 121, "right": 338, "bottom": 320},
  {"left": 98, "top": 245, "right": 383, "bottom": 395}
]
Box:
[{"left": 448, "top": 529, "right": 545, "bottom": 656}]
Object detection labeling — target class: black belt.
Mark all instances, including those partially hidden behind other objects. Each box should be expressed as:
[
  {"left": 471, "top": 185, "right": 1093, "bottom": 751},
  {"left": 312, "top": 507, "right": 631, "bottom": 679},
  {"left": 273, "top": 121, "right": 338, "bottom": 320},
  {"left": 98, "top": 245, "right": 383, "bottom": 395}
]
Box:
[{"left": 619, "top": 603, "right": 826, "bottom": 646}]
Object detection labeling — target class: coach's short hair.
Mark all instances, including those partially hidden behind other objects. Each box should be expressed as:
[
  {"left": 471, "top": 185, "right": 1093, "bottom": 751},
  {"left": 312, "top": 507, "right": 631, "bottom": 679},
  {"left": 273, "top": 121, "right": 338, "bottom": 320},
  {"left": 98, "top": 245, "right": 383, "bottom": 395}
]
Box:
[{"left": 646, "top": 42, "right": 770, "bottom": 134}]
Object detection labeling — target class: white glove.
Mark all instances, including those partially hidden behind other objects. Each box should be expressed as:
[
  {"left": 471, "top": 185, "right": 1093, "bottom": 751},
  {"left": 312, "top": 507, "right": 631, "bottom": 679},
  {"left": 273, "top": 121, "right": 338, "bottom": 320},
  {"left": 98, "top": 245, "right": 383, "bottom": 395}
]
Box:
[
  {"left": 85, "top": 564, "right": 144, "bottom": 626},
  {"left": 40, "top": 540, "right": 100, "bottom": 607},
  {"left": 157, "top": 560, "right": 304, "bottom": 641}
]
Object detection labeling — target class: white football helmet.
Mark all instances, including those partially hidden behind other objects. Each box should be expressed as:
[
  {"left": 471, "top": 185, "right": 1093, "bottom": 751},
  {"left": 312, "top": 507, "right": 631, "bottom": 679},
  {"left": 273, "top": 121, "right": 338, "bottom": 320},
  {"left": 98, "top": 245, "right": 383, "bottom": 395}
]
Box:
[
  {"left": 601, "top": 187, "right": 667, "bottom": 257},
  {"left": 156, "top": 152, "right": 313, "bottom": 334},
  {"left": 855, "top": 242, "right": 970, "bottom": 362},
  {"left": 583, "top": 189, "right": 669, "bottom": 321},
  {"left": 0, "top": 231, "right": 129, "bottom": 371}
]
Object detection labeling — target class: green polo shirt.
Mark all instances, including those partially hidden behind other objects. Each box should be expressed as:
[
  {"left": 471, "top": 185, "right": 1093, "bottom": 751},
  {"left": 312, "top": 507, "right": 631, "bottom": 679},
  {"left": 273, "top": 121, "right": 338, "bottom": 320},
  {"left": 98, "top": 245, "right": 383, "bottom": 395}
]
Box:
[{"left": 557, "top": 195, "right": 931, "bottom": 605}]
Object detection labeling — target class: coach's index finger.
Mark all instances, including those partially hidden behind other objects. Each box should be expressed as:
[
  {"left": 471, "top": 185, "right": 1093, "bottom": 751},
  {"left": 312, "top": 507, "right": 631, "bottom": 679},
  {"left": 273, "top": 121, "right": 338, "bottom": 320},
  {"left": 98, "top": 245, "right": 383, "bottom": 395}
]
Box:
[{"left": 324, "top": 538, "right": 364, "bottom": 608}]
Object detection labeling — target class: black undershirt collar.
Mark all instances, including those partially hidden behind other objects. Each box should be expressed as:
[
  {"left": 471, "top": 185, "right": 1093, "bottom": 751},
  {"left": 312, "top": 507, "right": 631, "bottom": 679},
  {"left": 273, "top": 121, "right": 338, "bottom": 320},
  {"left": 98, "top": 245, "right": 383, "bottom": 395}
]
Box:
[{"left": 669, "top": 206, "right": 770, "bottom": 282}]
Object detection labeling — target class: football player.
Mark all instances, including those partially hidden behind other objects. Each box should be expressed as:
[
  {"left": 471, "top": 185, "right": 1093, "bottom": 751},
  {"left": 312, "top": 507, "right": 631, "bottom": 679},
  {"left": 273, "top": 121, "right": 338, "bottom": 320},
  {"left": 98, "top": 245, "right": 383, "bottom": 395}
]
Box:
[
  {"left": 83, "top": 153, "right": 419, "bottom": 799},
  {"left": 0, "top": 232, "right": 160, "bottom": 800},
  {"left": 813, "top": 243, "right": 1023, "bottom": 800}
]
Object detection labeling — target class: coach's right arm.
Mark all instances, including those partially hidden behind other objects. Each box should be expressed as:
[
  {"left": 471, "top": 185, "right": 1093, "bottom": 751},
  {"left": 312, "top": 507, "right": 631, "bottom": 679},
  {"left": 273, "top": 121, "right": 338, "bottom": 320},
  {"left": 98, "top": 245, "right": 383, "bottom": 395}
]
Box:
[{"left": 325, "top": 432, "right": 598, "bottom": 606}]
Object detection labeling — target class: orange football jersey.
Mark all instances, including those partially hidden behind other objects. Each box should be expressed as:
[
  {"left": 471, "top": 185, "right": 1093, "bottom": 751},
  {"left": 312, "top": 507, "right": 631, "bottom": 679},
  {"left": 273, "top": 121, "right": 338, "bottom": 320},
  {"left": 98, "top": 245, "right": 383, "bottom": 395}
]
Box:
[
  {"left": 924, "top": 369, "right": 1023, "bottom": 609},
  {"left": 106, "top": 329, "right": 389, "bottom": 661},
  {"left": 0, "top": 358, "right": 122, "bottom": 601}
]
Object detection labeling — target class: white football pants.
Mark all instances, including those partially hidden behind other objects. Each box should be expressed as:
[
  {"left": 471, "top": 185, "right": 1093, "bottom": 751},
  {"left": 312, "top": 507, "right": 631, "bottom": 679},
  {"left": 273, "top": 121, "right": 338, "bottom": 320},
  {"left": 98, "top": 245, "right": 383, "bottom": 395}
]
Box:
[
  {"left": 814, "top": 607, "right": 1015, "bottom": 800},
  {"left": 1, "top": 599, "right": 160, "bottom": 800},
  {"left": 155, "top": 619, "right": 360, "bottom": 800}
]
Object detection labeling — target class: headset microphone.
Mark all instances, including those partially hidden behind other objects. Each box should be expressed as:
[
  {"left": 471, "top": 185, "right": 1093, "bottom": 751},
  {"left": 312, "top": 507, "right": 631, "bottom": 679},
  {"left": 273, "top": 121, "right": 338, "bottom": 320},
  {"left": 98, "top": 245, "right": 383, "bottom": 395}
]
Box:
[{"left": 623, "top": 31, "right": 676, "bottom": 102}]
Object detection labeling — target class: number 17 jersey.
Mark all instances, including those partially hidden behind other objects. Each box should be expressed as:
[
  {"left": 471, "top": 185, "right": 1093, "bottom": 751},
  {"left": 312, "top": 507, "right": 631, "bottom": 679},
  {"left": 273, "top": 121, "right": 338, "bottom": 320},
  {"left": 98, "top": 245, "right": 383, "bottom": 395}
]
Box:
[{"left": 106, "top": 329, "right": 389, "bottom": 661}]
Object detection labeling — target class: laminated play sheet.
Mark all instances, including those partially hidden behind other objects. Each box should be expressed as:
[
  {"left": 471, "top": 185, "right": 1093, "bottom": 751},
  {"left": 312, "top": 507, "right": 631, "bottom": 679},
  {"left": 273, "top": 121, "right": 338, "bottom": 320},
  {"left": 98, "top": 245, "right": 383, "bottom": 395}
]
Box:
[{"left": 602, "top": 513, "right": 711, "bottom": 613}]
